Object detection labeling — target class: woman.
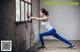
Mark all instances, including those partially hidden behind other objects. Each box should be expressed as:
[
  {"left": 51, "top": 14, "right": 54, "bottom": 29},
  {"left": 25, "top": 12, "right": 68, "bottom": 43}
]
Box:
[{"left": 30, "top": 8, "right": 75, "bottom": 49}]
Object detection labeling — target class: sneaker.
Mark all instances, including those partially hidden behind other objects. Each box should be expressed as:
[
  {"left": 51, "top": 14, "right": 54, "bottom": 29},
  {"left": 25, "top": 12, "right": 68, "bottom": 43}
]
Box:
[
  {"left": 38, "top": 46, "right": 45, "bottom": 49},
  {"left": 67, "top": 45, "right": 76, "bottom": 48}
]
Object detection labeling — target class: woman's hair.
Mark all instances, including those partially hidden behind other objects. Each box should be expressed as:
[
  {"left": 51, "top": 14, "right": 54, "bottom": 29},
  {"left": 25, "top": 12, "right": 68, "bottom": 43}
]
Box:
[{"left": 40, "top": 8, "right": 49, "bottom": 16}]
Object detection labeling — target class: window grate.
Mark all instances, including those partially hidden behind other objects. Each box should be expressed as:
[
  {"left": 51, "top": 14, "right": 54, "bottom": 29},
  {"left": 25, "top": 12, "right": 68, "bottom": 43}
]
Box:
[{"left": 16, "top": 0, "right": 32, "bottom": 22}]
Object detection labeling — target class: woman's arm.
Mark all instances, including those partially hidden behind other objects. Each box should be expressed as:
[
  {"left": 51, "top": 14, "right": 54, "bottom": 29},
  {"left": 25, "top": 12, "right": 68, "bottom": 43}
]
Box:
[{"left": 30, "top": 17, "right": 48, "bottom": 21}]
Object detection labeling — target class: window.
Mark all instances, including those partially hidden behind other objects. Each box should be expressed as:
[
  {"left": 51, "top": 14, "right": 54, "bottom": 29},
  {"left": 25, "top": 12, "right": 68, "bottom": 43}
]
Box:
[{"left": 16, "top": 0, "right": 32, "bottom": 22}]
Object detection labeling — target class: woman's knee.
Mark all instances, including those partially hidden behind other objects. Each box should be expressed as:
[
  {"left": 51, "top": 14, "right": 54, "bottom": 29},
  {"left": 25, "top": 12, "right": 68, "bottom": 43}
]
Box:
[{"left": 39, "top": 33, "right": 43, "bottom": 37}]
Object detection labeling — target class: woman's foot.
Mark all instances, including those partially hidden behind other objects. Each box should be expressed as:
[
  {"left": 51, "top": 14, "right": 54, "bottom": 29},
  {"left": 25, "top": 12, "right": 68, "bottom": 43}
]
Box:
[
  {"left": 67, "top": 45, "right": 76, "bottom": 48},
  {"left": 38, "top": 46, "right": 45, "bottom": 49}
]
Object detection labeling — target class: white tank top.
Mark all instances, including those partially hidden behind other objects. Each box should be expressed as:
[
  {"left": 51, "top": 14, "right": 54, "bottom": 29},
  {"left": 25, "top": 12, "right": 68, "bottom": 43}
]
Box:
[{"left": 41, "top": 21, "right": 53, "bottom": 31}]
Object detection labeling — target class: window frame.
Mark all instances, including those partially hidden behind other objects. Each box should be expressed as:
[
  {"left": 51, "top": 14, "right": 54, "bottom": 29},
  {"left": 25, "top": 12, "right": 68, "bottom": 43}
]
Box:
[{"left": 15, "top": 0, "right": 32, "bottom": 23}]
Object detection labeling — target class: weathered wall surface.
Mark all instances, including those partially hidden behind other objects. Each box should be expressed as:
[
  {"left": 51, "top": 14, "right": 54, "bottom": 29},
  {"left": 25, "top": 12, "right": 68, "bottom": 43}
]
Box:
[
  {"left": 32, "top": 0, "right": 40, "bottom": 44},
  {"left": 0, "top": 0, "right": 40, "bottom": 52}
]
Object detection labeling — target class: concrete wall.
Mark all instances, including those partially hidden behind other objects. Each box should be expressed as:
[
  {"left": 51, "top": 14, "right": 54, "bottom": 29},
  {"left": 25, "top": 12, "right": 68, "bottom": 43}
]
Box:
[
  {"left": 40, "top": 0, "right": 80, "bottom": 40},
  {"left": 32, "top": 0, "right": 40, "bottom": 44},
  {"left": 0, "top": 0, "right": 39, "bottom": 52}
]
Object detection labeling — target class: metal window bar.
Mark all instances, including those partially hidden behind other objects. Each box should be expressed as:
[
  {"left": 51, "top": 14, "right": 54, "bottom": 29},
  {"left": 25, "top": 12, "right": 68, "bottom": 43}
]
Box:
[{"left": 16, "top": 0, "right": 32, "bottom": 22}]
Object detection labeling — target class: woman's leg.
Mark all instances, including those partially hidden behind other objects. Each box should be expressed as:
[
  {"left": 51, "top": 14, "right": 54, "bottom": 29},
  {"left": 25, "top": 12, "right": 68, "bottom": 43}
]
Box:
[
  {"left": 39, "top": 29, "right": 56, "bottom": 46},
  {"left": 53, "top": 33, "right": 72, "bottom": 46}
]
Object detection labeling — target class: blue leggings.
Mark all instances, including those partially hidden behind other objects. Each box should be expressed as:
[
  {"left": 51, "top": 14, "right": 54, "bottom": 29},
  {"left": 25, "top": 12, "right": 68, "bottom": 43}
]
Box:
[{"left": 39, "top": 28, "right": 72, "bottom": 46}]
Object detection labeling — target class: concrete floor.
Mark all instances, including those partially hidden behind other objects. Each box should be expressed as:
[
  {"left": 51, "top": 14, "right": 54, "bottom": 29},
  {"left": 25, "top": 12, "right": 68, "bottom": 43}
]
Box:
[{"left": 26, "top": 40, "right": 80, "bottom": 52}]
